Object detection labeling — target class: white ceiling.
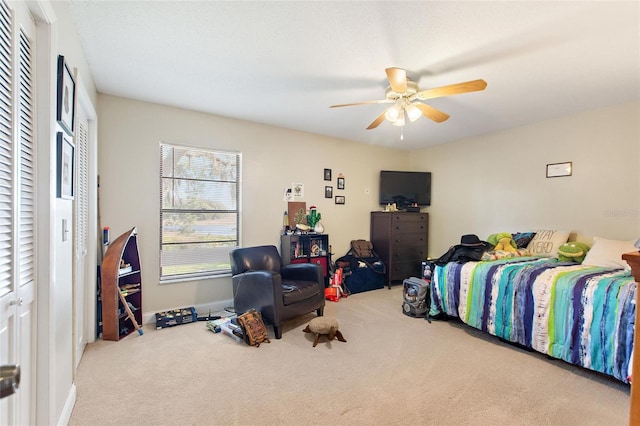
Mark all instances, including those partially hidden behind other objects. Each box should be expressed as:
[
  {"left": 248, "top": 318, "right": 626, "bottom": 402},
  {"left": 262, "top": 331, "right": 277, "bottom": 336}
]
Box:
[{"left": 68, "top": 1, "right": 640, "bottom": 150}]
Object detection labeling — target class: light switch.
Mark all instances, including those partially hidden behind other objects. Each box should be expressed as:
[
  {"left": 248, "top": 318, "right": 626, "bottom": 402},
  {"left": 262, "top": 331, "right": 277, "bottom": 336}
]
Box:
[{"left": 62, "top": 219, "right": 68, "bottom": 242}]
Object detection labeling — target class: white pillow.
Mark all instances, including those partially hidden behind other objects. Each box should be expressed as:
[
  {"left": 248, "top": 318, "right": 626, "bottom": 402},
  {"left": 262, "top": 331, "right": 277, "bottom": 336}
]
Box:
[
  {"left": 582, "top": 237, "right": 637, "bottom": 270},
  {"left": 526, "top": 230, "right": 570, "bottom": 257}
]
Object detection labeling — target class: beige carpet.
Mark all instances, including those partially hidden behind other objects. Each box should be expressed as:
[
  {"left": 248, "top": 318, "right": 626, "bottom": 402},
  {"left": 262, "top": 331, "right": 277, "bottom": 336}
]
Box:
[{"left": 69, "top": 286, "right": 630, "bottom": 425}]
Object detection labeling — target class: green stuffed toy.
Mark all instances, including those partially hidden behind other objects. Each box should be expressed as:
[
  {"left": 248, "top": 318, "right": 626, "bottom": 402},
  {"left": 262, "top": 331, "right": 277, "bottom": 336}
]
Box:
[
  {"left": 557, "top": 242, "right": 590, "bottom": 263},
  {"left": 487, "top": 232, "right": 517, "bottom": 252}
]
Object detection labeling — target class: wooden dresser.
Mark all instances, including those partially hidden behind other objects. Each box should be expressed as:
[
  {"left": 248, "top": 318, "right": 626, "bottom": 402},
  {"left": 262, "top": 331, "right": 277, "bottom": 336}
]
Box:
[{"left": 370, "top": 211, "right": 428, "bottom": 288}]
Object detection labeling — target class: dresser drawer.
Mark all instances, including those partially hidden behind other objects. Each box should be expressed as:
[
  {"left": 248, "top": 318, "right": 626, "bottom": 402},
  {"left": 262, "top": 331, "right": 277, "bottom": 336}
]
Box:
[
  {"left": 392, "top": 246, "right": 427, "bottom": 261},
  {"left": 391, "top": 220, "right": 427, "bottom": 234},
  {"left": 392, "top": 233, "right": 427, "bottom": 247},
  {"left": 389, "top": 261, "right": 422, "bottom": 281},
  {"left": 391, "top": 213, "right": 428, "bottom": 223}
]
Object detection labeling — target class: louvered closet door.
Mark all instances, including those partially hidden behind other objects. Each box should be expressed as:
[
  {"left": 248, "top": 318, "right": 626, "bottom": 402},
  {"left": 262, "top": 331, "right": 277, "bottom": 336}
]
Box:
[
  {"left": 0, "top": 1, "right": 36, "bottom": 424},
  {"left": 74, "top": 110, "right": 89, "bottom": 368}
]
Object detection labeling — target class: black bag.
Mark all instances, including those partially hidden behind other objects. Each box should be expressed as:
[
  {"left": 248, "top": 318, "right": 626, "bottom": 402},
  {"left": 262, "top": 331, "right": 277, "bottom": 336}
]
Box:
[{"left": 402, "top": 277, "right": 430, "bottom": 318}]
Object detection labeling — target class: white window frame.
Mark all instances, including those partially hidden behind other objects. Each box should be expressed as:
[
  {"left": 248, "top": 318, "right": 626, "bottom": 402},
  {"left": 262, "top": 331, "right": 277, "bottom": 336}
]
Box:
[{"left": 159, "top": 142, "right": 241, "bottom": 282}]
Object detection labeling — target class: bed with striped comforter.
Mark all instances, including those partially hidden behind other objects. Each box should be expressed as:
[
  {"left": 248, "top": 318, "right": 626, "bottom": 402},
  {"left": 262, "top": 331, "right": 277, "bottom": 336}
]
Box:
[{"left": 429, "top": 256, "right": 636, "bottom": 383}]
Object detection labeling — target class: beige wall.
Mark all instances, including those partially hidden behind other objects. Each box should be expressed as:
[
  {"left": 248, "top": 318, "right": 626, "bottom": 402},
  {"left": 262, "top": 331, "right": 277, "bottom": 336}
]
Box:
[
  {"left": 410, "top": 101, "right": 640, "bottom": 257},
  {"left": 98, "top": 95, "right": 409, "bottom": 314},
  {"left": 99, "top": 96, "right": 639, "bottom": 316}
]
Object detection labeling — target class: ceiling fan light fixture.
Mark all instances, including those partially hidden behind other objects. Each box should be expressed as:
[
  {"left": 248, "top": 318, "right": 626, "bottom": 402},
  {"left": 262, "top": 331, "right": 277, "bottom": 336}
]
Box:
[
  {"left": 406, "top": 103, "right": 422, "bottom": 122},
  {"left": 384, "top": 103, "right": 402, "bottom": 122},
  {"left": 392, "top": 111, "right": 405, "bottom": 127}
]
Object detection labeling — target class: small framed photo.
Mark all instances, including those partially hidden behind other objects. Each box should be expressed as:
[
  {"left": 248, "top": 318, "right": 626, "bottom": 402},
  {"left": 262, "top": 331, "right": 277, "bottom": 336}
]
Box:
[
  {"left": 325, "top": 186, "right": 333, "bottom": 198},
  {"left": 335, "top": 195, "right": 345, "bottom": 205},
  {"left": 56, "top": 55, "right": 76, "bottom": 136},
  {"left": 324, "top": 168, "right": 332, "bottom": 181},
  {"left": 546, "top": 162, "right": 572, "bottom": 178},
  {"left": 57, "top": 132, "right": 75, "bottom": 199},
  {"left": 337, "top": 177, "right": 345, "bottom": 190}
]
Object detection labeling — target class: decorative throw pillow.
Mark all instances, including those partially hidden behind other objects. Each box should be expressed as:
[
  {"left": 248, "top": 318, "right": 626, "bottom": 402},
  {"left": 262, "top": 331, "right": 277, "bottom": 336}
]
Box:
[
  {"left": 512, "top": 232, "right": 536, "bottom": 249},
  {"left": 582, "top": 237, "right": 637, "bottom": 270},
  {"left": 526, "top": 230, "right": 570, "bottom": 257}
]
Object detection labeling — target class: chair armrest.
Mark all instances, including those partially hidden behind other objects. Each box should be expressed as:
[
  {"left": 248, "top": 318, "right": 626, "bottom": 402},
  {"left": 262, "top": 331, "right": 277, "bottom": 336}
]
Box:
[{"left": 282, "top": 263, "right": 322, "bottom": 283}]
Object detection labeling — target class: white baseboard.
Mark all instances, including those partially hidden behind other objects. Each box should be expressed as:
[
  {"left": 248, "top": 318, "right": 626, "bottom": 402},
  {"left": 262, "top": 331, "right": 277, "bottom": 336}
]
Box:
[
  {"left": 57, "top": 383, "right": 76, "bottom": 426},
  {"left": 141, "top": 298, "right": 235, "bottom": 325}
]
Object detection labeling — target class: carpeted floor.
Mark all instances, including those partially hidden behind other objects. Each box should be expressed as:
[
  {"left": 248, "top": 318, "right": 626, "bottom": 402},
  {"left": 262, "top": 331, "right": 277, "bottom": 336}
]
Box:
[{"left": 69, "top": 286, "right": 630, "bottom": 425}]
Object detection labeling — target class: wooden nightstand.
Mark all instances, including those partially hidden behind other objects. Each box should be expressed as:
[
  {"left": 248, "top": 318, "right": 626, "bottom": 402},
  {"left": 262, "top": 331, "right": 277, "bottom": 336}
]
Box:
[
  {"left": 622, "top": 251, "right": 640, "bottom": 282},
  {"left": 623, "top": 250, "right": 640, "bottom": 425}
]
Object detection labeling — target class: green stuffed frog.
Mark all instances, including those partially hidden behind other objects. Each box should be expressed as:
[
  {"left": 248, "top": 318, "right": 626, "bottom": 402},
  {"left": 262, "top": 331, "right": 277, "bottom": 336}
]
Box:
[
  {"left": 557, "top": 242, "right": 590, "bottom": 263},
  {"left": 487, "top": 232, "right": 517, "bottom": 252}
]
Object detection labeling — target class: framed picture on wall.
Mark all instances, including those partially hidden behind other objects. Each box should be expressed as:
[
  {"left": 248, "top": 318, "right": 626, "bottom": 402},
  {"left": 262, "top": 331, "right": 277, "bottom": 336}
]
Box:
[
  {"left": 57, "top": 132, "right": 75, "bottom": 200},
  {"left": 325, "top": 186, "right": 333, "bottom": 198},
  {"left": 56, "top": 55, "right": 76, "bottom": 136},
  {"left": 324, "top": 168, "right": 332, "bottom": 181},
  {"left": 337, "top": 177, "right": 345, "bottom": 190},
  {"left": 546, "top": 162, "right": 572, "bottom": 178},
  {"left": 335, "top": 195, "right": 345, "bottom": 205}
]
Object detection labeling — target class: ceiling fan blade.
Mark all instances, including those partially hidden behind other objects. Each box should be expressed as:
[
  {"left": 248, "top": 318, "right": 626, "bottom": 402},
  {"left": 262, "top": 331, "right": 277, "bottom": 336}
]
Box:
[
  {"left": 366, "top": 111, "right": 387, "bottom": 130},
  {"left": 329, "top": 99, "right": 390, "bottom": 108},
  {"left": 415, "top": 103, "right": 450, "bottom": 123},
  {"left": 386, "top": 67, "right": 407, "bottom": 93},
  {"left": 413, "top": 79, "right": 487, "bottom": 101}
]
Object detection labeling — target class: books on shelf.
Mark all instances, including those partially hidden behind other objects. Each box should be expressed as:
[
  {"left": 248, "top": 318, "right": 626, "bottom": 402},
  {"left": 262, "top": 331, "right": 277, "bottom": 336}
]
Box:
[
  {"left": 118, "top": 265, "right": 133, "bottom": 275},
  {"left": 120, "top": 283, "right": 141, "bottom": 291}
]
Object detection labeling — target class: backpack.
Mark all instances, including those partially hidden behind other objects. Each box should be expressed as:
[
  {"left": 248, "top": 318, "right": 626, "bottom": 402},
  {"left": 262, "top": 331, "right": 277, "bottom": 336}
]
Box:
[
  {"left": 350, "top": 239, "right": 375, "bottom": 258},
  {"left": 402, "top": 277, "right": 430, "bottom": 319},
  {"left": 237, "top": 309, "right": 270, "bottom": 347}
]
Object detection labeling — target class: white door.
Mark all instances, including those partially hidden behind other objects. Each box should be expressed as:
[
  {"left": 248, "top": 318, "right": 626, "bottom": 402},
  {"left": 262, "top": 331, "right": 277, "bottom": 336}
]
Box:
[{"left": 0, "top": 1, "right": 36, "bottom": 424}]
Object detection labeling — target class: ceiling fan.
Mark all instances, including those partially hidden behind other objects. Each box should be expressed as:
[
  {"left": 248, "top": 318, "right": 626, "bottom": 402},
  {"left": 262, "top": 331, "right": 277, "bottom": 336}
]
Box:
[{"left": 330, "top": 67, "right": 487, "bottom": 131}]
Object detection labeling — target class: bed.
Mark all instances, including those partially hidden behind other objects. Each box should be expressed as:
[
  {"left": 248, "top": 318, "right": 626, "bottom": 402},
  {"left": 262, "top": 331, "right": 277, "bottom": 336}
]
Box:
[{"left": 429, "top": 239, "right": 637, "bottom": 383}]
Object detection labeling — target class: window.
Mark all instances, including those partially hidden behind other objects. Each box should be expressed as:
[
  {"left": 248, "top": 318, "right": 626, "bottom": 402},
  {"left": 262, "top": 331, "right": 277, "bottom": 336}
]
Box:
[{"left": 160, "top": 143, "right": 240, "bottom": 281}]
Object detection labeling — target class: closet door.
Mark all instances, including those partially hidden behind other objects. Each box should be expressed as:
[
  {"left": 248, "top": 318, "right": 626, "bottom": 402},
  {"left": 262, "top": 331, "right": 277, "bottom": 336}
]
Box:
[
  {"left": 73, "top": 111, "right": 89, "bottom": 369},
  {"left": 0, "top": 1, "right": 36, "bottom": 424}
]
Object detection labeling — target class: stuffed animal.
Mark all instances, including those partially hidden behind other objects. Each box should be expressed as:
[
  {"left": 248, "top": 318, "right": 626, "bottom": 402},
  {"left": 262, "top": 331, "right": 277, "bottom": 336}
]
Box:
[
  {"left": 487, "top": 232, "right": 517, "bottom": 252},
  {"left": 302, "top": 317, "right": 347, "bottom": 347},
  {"left": 557, "top": 242, "right": 590, "bottom": 263}
]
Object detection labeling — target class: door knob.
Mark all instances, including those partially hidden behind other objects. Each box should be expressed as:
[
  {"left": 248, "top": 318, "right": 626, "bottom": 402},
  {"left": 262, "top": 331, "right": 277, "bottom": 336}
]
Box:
[
  {"left": 9, "top": 298, "right": 23, "bottom": 306},
  {"left": 0, "top": 365, "right": 20, "bottom": 399}
]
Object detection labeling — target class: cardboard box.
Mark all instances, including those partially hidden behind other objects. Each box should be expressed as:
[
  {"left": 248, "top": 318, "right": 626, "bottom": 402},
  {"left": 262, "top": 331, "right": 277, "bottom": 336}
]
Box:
[{"left": 155, "top": 307, "right": 197, "bottom": 329}]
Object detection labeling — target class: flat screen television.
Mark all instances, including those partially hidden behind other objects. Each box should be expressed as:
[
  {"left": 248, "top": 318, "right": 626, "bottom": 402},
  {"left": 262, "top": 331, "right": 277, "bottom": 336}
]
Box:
[{"left": 379, "top": 170, "right": 431, "bottom": 207}]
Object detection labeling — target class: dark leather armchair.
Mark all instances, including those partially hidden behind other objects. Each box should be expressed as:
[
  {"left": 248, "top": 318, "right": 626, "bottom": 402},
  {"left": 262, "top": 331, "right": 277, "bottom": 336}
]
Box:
[{"left": 230, "top": 245, "right": 325, "bottom": 339}]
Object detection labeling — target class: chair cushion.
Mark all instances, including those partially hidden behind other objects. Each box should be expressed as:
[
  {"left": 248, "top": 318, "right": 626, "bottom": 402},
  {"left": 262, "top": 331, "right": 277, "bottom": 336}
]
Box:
[{"left": 281, "top": 280, "right": 320, "bottom": 305}]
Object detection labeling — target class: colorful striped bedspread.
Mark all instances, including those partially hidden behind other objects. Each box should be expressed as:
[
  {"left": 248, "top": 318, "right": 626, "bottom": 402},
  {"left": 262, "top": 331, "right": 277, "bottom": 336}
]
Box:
[{"left": 429, "top": 256, "right": 636, "bottom": 383}]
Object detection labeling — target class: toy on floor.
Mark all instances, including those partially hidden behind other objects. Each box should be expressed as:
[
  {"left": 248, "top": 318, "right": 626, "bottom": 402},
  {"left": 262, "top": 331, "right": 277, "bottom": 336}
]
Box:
[
  {"left": 488, "top": 232, "right": 517, "bottom": 252},
  {"left": 303, "top": 316, "right": 347, "bottom": 347},
  {"left": 325, "top": 267, "right": 347, "bottom": 302}
]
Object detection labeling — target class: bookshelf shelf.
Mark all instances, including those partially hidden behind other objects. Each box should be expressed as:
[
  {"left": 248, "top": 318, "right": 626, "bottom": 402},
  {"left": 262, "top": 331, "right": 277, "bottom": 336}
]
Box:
[{"left": 281, "top": 233, "right": 330, "bottom": 286}]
